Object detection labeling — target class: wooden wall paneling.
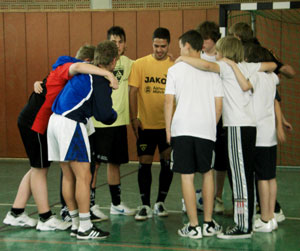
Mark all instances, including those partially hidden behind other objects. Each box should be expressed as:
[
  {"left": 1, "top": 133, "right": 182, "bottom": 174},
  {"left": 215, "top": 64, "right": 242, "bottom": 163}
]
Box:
[
  {"left": 114, "top": 11, "right": 137, "bottom": 60},
  {"left": 206, "top": 8, "right": 219, "bottom": 24},
  {"left": 70, "top": 12, "right": 92, "bottom": 58},
  {"left": 160, "top": 10, "right": 183, "bottom": 59},
  {"left": 183, "top": 9, "right": 206, "bottom": 32},
  {"left": 4, "top": 13, "right": 27, "bottom": 157},
  {"left": 47, "top": 12, "right": 70, "bottom": 70},
  {"left": 25, "top": 13, "right": 48, "bottom": 97},
  {"left": 91, "top": 11, "right": 113, "bottom": 45},
  {"left": 0, "top": 13, "right": 7, "bottom": 156},
  {"left": 136, "top": 10, "right": 159, "bottom": 59}
]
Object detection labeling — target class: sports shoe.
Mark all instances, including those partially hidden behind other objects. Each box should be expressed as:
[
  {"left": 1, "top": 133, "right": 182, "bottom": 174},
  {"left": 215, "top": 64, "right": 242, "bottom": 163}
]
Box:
[
  {"left": 214, "top": 197, "right": 225, "bottom": 214},
  {"left": 271, "top": 218, "right": 278, "bottom": 230},
  {"left": 253, "top": 218, "right": 272, "bottom": 233},
  {"left": 90, "top": 204, "right": 108, "bottom": 222},
  {"left": 135, "top": 205, "right": 152, "bottom": 221},
  {"left": 36, "top": 215, "right": 72, "bottom": 231},
  {"left": 203, "top": 219, "right": 223, "bottom": 236},
  {"left": 274, "top": 209, "right": 285, "bottom": 223},
  {"left": 178, "top": 223, "right": 202, "bottom": 239},
  {"left": 153, "top": 202, "right": 168, "bottom": 217},
  {"left": 181, "top": 198, "right": 187, "bottom": 213},
  {"left": 3, "top": 211, "right": 37, "bottom": 227},
  {"left": 110, "top": 202, "right": 136, "bottom": 216},
  {"left": 70, "top": 228, "right": 78, "bottom": 237},
  {"left": 77, "top": 225, "right": 109, "bottom": 240},
  {"left": 60, "top": 206, "right": 71, "bottom": 222},
  {"left": 217, "top": 225, "right": 252, "bottom": 239}
]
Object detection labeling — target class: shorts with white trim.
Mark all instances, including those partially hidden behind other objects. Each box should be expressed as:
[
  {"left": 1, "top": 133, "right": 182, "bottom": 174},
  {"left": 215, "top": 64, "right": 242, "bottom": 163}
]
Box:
[
  {"left": 255, "top": 145, "right": 277, "bottom": 180},
  {"left": 47, "top": 114, "right": 91, "bottom": 162},
  {"left": 90, "top": 125, "right": 129, "bottom": 164},
  {"left": 18, "top": 122, "right": 50, "bottom": 168},
  {"left": 171, "top": 136, "right": 215, "bottom": 174}
]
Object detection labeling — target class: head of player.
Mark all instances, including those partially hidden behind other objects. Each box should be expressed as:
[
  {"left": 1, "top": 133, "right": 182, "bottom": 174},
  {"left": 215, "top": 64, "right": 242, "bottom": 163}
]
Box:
[
  {"left": 216, "top": 36, "right": 244, "bottom": 63},
  {"left": 107, "top": 26, "right": 126, "bottom": 59},
  {"left": 196, "top": 21, "right": 221, "bottom": 55},
  {"left": 178, "top": 30, "right": 203, "bottom": 58},
  {"left": 244, "top": 42, "right": 274, "bottom": 63},
  {"left": 228, "top": 22, "right": 254, "bottom": 43},
  {"left": 93, "top": 40, "right": 118, "bottom": 72},
  {"left": 152, "top": 27, "right": 170, "bottom": 61},
  {"left": 75, "top": 44, "right": 96, "bottom": 63}
]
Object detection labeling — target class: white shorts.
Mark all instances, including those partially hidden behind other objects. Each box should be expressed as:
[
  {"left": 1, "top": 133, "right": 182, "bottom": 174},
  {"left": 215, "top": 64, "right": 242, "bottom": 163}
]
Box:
[{"left": 47, "top": 113, "right": 91, "bottom": 162}]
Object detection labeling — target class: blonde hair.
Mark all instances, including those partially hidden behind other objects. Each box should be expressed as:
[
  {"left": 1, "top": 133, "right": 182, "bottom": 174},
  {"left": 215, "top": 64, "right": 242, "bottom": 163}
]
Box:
[
  {"left": 93, "top": 40, "right": 118, "bottom": 66},
  {"left": 75, "top": 44, "right": 95, "bottom": 61},
  {"left": 216, "top": 36, "right": 244, "bottom": 63}
]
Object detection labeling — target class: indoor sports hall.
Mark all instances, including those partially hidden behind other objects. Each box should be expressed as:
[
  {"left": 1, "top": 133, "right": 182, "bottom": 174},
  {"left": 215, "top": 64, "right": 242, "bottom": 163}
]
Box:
[{"left": 0, "top": 1, "right": 299, "bottom": 250}]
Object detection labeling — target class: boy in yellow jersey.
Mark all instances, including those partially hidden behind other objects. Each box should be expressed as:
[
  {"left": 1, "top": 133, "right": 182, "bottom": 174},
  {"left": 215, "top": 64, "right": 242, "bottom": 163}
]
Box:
[
  {"left": 129, "top": 27, "right": 174, "bottom": 221},
  {"left": 90, "top": 26, "right": 136, "bottom": 217}
]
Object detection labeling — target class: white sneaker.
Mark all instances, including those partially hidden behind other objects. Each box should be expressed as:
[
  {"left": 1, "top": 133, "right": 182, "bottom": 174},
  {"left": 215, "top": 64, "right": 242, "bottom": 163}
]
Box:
[
  {"left": 274, "top": 209, "right": 285, "bottom": 223},
  {"left": 135, "top": 205, "right": 152, "bottom": 221},
  {"left": 253, "top": 218, "right": 272, "bottom": 233},
  {"left": 214, "top": 197, "right": 225, "bottom": 214},
  {"left": 178, "top": 223, "right": 202, "bottom": 239},
  {"left": 153, "top": 202, "right": 168, "bottom": 217},
  {"left": 110, "top": 202, "right": 136, "bottom": 216},
  {"left": 90, "top": 204, "right": 109, "bottom": 222},
  {"left": 36, "top": 215, "right": 72, "bottom": 231},
  {"left": 271, "top": 218, "right": 278, "bottom": 230},
  {"left": 203, "top": 219, "right": 223, "bottom": 236},
  {"left": 3, "top": 211, "right": 37, "bottom": 227}
]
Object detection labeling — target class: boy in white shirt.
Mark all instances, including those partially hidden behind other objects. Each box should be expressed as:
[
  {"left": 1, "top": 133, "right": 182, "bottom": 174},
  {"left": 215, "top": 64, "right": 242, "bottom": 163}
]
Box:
[{"left": 165, "top": 30, "right": 223, "bottom": 239}]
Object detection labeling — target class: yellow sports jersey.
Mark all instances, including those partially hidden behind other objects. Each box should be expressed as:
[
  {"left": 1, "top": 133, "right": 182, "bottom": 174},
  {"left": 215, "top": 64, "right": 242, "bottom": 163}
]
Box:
[
  {"left": 128, "top": 54, "right": 174, "bottom": 129},
  {"left": 93, "top": 55, "right": 134, "bottom": 128}
]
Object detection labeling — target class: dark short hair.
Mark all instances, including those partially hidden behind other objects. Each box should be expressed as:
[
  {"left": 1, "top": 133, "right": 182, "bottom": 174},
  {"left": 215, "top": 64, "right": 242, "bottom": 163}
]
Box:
[
  {"left": 93, "top": 40, "right": 118, "bottom": 66},
  {"left": 196, "top": 21, "right": 221, "bottom": 43},
  {"left": 107, "top": 26, "right": 126, "bottom": 42},
  {"left": 152, "top": 27, "right": 170, "bottom": 43},
  {"left": 179, "top": 30, "right": 203, "bottom": 52},
  {"left": 243, "top": 42, "right": 274, "bottom": 63}
]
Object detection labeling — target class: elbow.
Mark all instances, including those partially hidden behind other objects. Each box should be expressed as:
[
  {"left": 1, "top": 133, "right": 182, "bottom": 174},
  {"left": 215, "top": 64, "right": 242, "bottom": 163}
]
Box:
[{"left": 95, "top": 110, "right": 117, "bottom": 125}]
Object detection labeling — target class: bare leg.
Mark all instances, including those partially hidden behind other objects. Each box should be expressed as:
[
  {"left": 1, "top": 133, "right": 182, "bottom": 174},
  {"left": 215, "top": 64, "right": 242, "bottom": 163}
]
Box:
[
  {"left": 60, "top": 162, "right": 77, "bottom": 211},
  {"left": 12, "top": 169, "right": 32, "bottom": 208},
  {"left": 30, "top": 168, "right": 50, "bottom": 213},
  {"left": 70, "top": 161, "right": 91, "bottom": 213},
  {"left": 269, "top": 178, "right": 277, "bottom": 219},
  {"left": 258, "top": 180, "right": 270, "bottom": 221},
  {"left": 215, "top": 170, "right": 226, "bottom": 199},
  {"left": 181, "top": 174, "right": 198, "bottom": 226},
  {"left": 202, "top": 170, "right": 214, "bottom": 222},
  {"left": 91, "top": 164, "right": 100, "bottom": 189},
  {"left": 107, "top": 163, "right": 120, "bottom": 185}
]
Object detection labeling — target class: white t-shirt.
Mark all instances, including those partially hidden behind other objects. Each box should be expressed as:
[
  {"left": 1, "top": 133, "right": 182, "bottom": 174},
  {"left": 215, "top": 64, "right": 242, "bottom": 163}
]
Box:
[
  {"left": 251, "top": 72, "right": 279, "bottom": 146},
  {"left": 165, "top": 61, "right": 223, "bottom": 141},
  {"left": 201, "top": 51, "right": 217, "bottom": 62},
  {"left": 217, "top": 61, "right": 261, "bottom": 127}
]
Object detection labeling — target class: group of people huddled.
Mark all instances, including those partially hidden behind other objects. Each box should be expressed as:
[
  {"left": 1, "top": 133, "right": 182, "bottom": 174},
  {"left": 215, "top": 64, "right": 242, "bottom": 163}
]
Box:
[{"left": 3, "top": 21, "right": 294, "bottom": 240}]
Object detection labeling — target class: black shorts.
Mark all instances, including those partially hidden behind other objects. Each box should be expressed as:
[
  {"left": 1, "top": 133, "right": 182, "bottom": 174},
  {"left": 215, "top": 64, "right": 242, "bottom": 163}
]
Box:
[
  {"left": 255, "top": 145, "right": 277, "bottom": 180},
  {"left": 137, "top": 128, "right": 170, "bottom": 156},
  {"left": 18, "top": 122, "right": 50, "bottom": 168},
  {"left": 214, "top": 120, "right": 228, "bottom": 172},
  {"left": 171, "top": 136, "right": 215, "bottom": 174},
  {"left": 90, "top": 125, "right": 129, "bottom": 164}
]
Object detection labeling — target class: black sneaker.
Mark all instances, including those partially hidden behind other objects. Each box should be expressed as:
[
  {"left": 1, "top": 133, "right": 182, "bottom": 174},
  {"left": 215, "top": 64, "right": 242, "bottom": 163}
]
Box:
[
  {"left": 70, "top": 228, "right": 78, "bottom": 237},
  {"left": 60, "top": 206, "right": 71, "bottom": 222},
  {"left": 217, "top": 225, "right": 252, "bottom": 239},
  {"left": 77, "top": 225, "right": 110, "bottom": 240}
]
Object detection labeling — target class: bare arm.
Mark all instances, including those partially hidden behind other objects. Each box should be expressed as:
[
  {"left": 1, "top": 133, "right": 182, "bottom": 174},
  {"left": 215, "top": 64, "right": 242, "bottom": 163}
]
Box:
[
  {"left": 259, "top": 62, "right": 277, "bottom": 73},
  {"left": 215, "top": 97, "right": 223, "bottom": 124},
  {"left": 68, "top": 62, "right": 119, "bottom": 90},
  {"left": 279, "top": 64, "right": 295, "bottom": 79},
  {"left": 274, "top": 100, "right": 286, "bottom": 143},
  {"left": 129, "top": 86, "right": 142, "bottom": 138},
  {"left": 164, "top": 94, "right": 175, "bottom": 144},
  {"left": 176, "top": 56, "right": 220, "bottom": 73},
  {"left": 222, "top": 58, "right": 253, "bottom": 92}
]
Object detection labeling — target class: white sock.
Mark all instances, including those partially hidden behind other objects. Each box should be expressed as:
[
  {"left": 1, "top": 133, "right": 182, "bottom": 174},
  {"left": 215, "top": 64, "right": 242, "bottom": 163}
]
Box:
[
  {"left": 69, "top": 209, "right": 79, "bottom": 230},
  {"left": 78, "top": 212, "right": 93, "bottom": 232}
]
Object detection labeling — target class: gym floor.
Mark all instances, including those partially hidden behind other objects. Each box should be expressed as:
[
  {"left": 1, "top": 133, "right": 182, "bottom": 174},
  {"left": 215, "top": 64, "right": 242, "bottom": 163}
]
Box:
[{"left": 0, "top": 159, "right": 299, "bottom": 250}]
